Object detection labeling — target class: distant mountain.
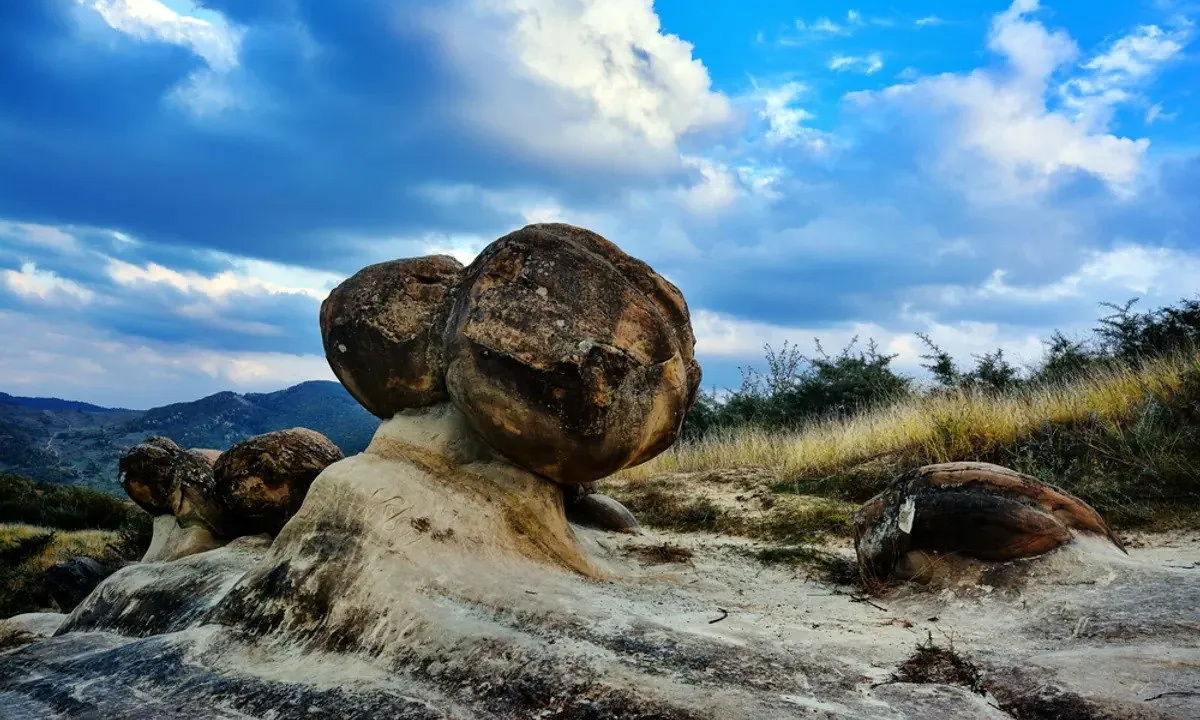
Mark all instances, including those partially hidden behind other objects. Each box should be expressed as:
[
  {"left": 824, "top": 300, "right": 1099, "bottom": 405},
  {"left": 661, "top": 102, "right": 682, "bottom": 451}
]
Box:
[
  {"left": 0, "top": 392, "right": 128, "bottom": 413},
  {"left": 0, "top": 381, "right": 379, "bottom": 495}
]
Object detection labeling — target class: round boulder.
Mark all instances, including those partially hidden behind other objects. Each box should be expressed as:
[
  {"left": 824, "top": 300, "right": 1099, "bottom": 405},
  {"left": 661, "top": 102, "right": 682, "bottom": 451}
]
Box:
[
  {"left": 213, "top": 428, "right": 344, "bottom": 536},
  {"left": 443, "top": 223, "right": 701, "bottom": 484},
  {"left": 854, "top": 462, "right": 1124, "bottom": 585},
  {"left": 119, "top": 436, "right": 215, "bottom": 516},
  {"left": 320, "top": 255, "right": 464, "bottom": 419}
]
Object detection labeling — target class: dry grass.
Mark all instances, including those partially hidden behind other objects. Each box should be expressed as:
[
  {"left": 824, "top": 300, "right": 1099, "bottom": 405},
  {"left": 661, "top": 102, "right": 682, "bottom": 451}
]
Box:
[
  {"left": 0, "top": 523, "right": 117, "bottom": 573},
  {"left": 0, "top": 522, "right": 122, "bottom": 617},
  {"left": 612, "top": 353, "right": 1200, "bottom": 533},
  {"left": 625, "top": 356, "right": 1194, "bottom": 485}
]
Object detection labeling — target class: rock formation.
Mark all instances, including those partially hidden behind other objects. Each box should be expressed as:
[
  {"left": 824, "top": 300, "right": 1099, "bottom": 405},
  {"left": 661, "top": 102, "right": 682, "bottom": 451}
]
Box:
[
  {"left": 853, "top": 461, "right": 1126, "bottom": 585},
  {"left": 6, "top": 227, "right": 1195, "bottom": 719},
  {"left": 319, "top": 223, "right": 701, "bottom": 485},
  {"left": 320, "top": 256, "right": 464, "bottom": 418},
  {"left": 212, "top": 428, "right": 344, "bottom": 536},
  {"left": 119, "top": 431, "right": 342, "bottom": 562},
  {"left": 443, "top": 224, "right": 701, "bottom": 484}
]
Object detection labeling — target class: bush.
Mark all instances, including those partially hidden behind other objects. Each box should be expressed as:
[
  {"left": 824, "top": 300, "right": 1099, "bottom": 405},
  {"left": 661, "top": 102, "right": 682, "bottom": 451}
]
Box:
[{"left": 0, "top": 472, "right": 146, "bottom": 531}]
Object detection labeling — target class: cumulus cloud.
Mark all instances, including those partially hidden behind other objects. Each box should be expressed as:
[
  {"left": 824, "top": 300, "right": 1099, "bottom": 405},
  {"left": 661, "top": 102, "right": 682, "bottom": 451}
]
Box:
[
  {"left": 849, "top": 0, "right": 1153, "bottom": 198},
  {"left": 435, "top": 0, "right": 733, "bottom": 171}
]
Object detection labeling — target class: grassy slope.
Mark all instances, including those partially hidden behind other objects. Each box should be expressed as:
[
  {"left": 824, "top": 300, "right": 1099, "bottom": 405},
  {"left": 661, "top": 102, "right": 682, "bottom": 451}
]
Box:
[
  {"left": 610, "top": 354, "right": 1200, "bottom": 542},
  {"left": 0, "top": 523, "right": 124, "bottom": 617}
]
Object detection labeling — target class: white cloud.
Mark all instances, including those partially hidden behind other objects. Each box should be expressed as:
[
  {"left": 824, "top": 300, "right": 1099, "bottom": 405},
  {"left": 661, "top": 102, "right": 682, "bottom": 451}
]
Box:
[
  {"left": 2, "top": 263, "right": 95, "bottom": 304},
  {"left": 106, "top": 257, "right": 337, "bottom": 301},
  {"left": 86, "top": 0, "right": 243, "bottom": 115},
  {"left": 692, "top": 307, "right": 1048, "bottom": 380},
  {"left": 829, "top": 52, "right": 884, "bottom": 74},
  {"left": 850, "top": 0, "right": 1150, "bottom": 197},
  {"left": 88, "top": 0, "right": 240, "bottom": 69},
  {"left": 0, "top": 222, "right": 79, "bottom": 253},
  {"left": 915, "top": 16, "right": 944, "bottom": 27},
  {"left": 676, "top": 156, "right": 742, "bottom": 215},
  {"left": 1061, "top": 21, "right": 1192, "bottom": 127},
  {"left": 936, "top": 244, "right": 1200, "bottom": 308},
  {"left": 753, "top": 81, "right": 830, "bottom": 152},
  {"left": 0, "top": 310, "right": 332, "bottom": 408},
  {"left": 436, "top": 0, "right": 732, "bottom": 171}
]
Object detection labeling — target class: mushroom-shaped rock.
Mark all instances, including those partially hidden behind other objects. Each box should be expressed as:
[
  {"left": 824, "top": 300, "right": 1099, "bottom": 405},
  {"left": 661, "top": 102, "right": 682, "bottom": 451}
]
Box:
[
  {"left": 566, "top": 493, "right": 640, "bottom": 534},
  {"left": 444, "top": 223, "right": 701, "bottom": 484},
  {"left": 854, "top": 462, "right": 1124, "bottom": 585},
  {"left": 213, "top": 428, "right": 344, "bottom": 536},
  {"left": 119, "top": 436, "right": 215, "bottom": 517},
  {"left": 320, "top": 255, "right": 464, "bottom": 419}
]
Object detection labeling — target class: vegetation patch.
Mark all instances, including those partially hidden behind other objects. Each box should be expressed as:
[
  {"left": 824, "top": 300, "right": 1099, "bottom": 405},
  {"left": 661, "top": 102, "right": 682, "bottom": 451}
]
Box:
[
  {"left": 626, "top": 542, "right": 695, "bottom": 565},
  {"left": 749, "top": 545, "right": 859, "bottom": 586},
  {"left": 888, "top": 632, "right": 986, "bottom": 695},
  {"left": 0, "top": 472, "right": 152, "bottom": 618}
]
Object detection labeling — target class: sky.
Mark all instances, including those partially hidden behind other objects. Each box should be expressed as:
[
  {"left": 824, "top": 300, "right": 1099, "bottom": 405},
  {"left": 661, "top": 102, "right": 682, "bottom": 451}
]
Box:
[{"left": 0, "top": 0, "right": 1197, "bottom": 409}]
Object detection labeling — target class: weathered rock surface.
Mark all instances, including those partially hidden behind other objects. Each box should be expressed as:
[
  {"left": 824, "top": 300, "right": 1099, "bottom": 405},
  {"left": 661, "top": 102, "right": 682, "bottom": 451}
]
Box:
[
  {"left": 320, "top": 256, "right": 464, "bottom": 418},
  {"left": 189, "top": 448, "right": 222, "bottom": 467},
  {"left": 5, "top": 410, "right": 1195, "bottom": 719},
  {"left": 118, "top": 436, "right": 214, "bottom": 517},
  {"left": 213, "top": 428, "right": 344, "bottom": 536},
  {"left": 565, "top": 492, "right": 640, "bottom": 533},
  {"left": 445, "top": 223, "right": 701, "bottom": 484},
  {"left": 43, "top": 557, "right": 116, "bottom": 612},
  {"left": 854, "top": 461, "right": 1125, "bottom": 585}
]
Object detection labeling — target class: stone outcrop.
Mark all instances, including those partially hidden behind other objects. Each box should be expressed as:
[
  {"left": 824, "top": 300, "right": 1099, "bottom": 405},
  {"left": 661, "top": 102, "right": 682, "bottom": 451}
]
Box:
[
  {"left": 320, "top": 256, "right": 464, "bottom": 418},
  {"left": 43, "top": 557, "right": 117, "bottom": 612},
  {"left": 853, "top": 461, "right": 1126, "bottom": 585},
  {"left": 119, "top": 430, "right": 343, "bottom": 562},
  {"left": 318, "top": 223, "right": 701, "bottom": 485},
  {"left": 212, "top": 428, "right": 345, "bottom": 536}
]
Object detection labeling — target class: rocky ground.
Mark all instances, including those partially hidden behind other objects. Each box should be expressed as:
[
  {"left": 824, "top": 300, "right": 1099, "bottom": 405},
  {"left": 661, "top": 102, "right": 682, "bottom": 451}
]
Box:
[{"left": 1, "top": 520, "right": 1196, "bottom": 719}]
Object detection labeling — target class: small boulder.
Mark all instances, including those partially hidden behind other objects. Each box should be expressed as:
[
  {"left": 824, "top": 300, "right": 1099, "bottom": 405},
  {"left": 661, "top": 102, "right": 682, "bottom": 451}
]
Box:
[
  {"left": 565, "top": 493, "right": 640, "bottom": 534},
  {"left": 444, "top": 223, "right": 701, "bottom": 484},
  {"left": 854, "top": 462, "right": 1124, "bottom": 585},
  {"left": 44, "top": 557, "right": 116, "bottom": 612},
  {"left": 213, "top": 428, "right": 344, "bottom": 536},
  {"left": 118, "top": 437, "right": 215, "bottom": 517},
  {"left": 320, "top": 255, "right": 464, "bottom": 419}
]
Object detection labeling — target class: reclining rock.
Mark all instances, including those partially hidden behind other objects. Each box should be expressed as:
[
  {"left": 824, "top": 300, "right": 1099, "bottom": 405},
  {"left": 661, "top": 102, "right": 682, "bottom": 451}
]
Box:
[
  {"left": 854, "top": 461, "right": 1125, "bottom": 586},
  {"left": 213, "top": 428, "right": 345, "bottom": 536},
  {"left": 444, "top": 223, "right": 701, "bottom": 485},
  {"left": 319, "top": 255, "right": 464, "bottom": 418}
]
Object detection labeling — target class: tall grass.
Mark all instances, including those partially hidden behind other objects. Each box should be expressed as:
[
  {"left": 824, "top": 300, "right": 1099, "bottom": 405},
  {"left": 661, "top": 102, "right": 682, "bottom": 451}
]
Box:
[{"left": 621, "top": 353, "right": 1200, "bottom": 528}]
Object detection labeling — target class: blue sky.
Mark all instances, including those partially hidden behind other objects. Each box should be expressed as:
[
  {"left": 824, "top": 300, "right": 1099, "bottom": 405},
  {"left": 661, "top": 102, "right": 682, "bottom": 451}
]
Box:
[{"left": 0, "top": 0, "right": 1197, "bottom": 408}]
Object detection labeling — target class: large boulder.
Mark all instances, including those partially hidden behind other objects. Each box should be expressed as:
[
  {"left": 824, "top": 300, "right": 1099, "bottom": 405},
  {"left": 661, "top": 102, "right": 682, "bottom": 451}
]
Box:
[
  {"left": 854, "top": 461, "right": 1125, "bottom": 585},
  {"left": 213, "top": 428, "right": 344, "bottom": 536},
  {"left": 319, "top": 255, "right": 464, "bottom": 419},
  {"left": 443, "top": 223, "right": 701, "bottom": 484}
]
